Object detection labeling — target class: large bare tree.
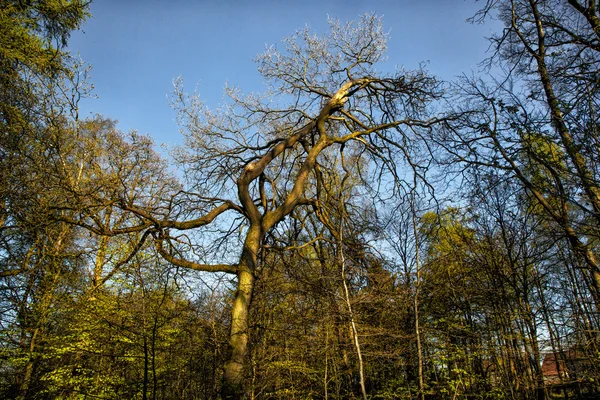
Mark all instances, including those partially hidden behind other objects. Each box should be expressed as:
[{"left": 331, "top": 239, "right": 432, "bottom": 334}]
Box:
[{"left": 69, "top": 14, "right": 441, "bottom": 398}]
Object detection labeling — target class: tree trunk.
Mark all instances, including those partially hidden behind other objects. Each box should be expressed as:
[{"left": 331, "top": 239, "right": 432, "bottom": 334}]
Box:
[
  {"left": 221, "top": 228, "right": 259, "bottom": 399},
  {"left": 339, "top": 235, "right": 367, "bottom": 400},
  {"left": 412, "top": 201, "right": 425, "bottom": 400}
]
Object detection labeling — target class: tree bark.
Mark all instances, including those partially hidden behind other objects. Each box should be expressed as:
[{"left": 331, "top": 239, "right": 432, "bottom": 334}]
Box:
[{"left": 221, "top": 227, "right": 259, "bottom": 399}]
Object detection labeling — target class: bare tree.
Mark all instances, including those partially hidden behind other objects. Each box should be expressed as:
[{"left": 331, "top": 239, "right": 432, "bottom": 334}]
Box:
[
  {"left": 71, "top": 14, "right": 441, "bottom": 398},
  {"left": 438, "top": 0, "right": 600, "bottom": 307}
]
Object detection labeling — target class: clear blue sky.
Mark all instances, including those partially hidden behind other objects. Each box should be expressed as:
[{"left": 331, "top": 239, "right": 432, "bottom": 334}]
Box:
[{"left": 69, "top": 0, "right": 502, "bottom": 148}]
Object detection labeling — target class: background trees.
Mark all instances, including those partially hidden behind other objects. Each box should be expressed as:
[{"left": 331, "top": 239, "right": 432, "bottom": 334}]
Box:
[
  {"left": 1, "top": 2, "right": 90, "bottom": 398},
  {"left": 1, "top": 2, "right": 600, "bottom": 399},
  {"left": 431, "top": 1, "right": 600, "bottom": 397},
  {"left": 440, "top": 0, "right": 600, "bottom": 307}
]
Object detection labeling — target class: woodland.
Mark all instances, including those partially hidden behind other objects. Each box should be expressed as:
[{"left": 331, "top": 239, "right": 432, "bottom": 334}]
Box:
[{"left": 1, "top": 0, "right": 600, "bottom": 399}]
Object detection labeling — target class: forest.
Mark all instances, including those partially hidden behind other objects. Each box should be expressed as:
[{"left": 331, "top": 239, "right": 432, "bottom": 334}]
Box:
[{"left": 1, "top": 0, "right": 599, "bottom": 399}]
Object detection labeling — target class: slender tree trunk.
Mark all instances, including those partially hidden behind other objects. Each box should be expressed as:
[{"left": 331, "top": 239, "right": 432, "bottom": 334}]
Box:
[
  {"left": 324, "top": 325, "right": 329, "bottom": 400},
  {"left": 143, "top": 334, "right": 149, "bottom": 400},
  {"left": 523, "top": 304, "right": 547, "bottom": 400},
  {"left": 410, "top": 199, "right": 425, "bottom": 400},
  {"left": 19, "top": 264, "right": 62, "bottom": 400},
  {"left": 152, "top": 318, "right": 158, "bottom": 400},
  {"left": 19, "top": 327, "right": 39, "bottom": 400},
  {"left": 338, "top": 222, "right": 367, "bottom": 400},
  {"left": 92, "top": 212, "right": 111, "bottom": 288},
  {"left": 413, "top": 250, "right": 425, "bottom": 399}
]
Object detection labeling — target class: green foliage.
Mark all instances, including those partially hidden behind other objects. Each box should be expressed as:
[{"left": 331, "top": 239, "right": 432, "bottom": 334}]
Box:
[
  {"left": 0, "top": 0, "right": 88, "bottom": 69},
  {"left": 0, "top": 0, "right": 89, "bottom": 137},
  {"left": 35, "top": 274, "right": 230, "bottom": 399},
  {"left": 420, "top": 208, "right": 475, "bottom": 258}
]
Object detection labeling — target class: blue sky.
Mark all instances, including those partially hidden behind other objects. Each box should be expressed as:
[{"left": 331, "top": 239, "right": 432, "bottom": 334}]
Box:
[{"left": 69, "top": 0, "right": 502, "bottom": 148}]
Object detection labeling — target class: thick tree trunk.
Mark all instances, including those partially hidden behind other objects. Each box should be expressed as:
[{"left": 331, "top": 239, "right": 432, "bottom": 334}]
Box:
[{"left": 221, "top": 229, "right": 259, "bottom": 399}]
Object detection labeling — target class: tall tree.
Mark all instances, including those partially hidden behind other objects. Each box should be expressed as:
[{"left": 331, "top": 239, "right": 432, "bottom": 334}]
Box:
[
  {"left": 438, "top": 0, "right": 600, "bottom": 307},
  {"left": 0, "top": 2, "right": 91, "bottom": 397},
  {"left": 76, "top": 14, "right": 443, "bottom": 398},
  {"left": 1, "top": 0, "right": 90, "bottom": 228}
]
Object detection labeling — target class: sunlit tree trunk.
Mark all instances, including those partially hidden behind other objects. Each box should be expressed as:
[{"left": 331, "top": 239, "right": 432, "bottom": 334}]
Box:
[
  {"left": 338, "top": 221, "right": 367, "bottom": 400},
  {"left": 411, "top": 203, "right": 425, "bottom": 400},
  {"left": 221, "top": 227, "right": 259, "bottom": 399}
]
